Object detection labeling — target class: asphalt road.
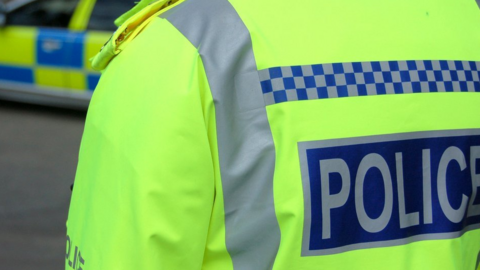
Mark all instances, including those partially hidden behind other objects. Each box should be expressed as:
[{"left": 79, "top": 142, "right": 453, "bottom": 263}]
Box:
[{"left": 0, "top": 100, "right": 86, "bottom": 270}]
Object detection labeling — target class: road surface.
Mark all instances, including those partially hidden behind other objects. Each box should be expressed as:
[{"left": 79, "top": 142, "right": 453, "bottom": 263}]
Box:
[{"left": 0, "top": 100, "right": 86, "bottom": 270}]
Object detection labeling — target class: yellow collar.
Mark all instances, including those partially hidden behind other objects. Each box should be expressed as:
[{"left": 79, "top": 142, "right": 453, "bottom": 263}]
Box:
[{"left": 90, "top": 0, "right": 182, "bottom": 71}]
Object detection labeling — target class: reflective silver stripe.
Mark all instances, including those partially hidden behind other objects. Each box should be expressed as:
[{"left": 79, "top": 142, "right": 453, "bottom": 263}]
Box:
[{"left": 162, "top": 1, "right": 280, "bottom": 269}]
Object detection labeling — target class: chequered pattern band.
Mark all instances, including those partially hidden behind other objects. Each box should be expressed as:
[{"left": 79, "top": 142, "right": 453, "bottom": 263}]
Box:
[{"left": 258, "top": 60, "right": 480, "bottom": 105}]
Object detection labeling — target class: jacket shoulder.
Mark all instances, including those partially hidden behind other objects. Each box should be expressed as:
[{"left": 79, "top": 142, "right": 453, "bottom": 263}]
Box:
[{"left": 91, "top": 0, "right": 185, "bottom": 71}]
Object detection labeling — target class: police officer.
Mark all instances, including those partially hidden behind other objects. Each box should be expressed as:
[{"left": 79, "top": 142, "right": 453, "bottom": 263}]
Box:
[{"left": 66, "top": 0, "right": 480, "bottom": 269}]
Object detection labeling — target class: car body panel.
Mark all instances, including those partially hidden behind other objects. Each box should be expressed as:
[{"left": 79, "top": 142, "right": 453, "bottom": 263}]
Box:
[{"left": 0, "top": 0, "right": 119, "bottom": 109}]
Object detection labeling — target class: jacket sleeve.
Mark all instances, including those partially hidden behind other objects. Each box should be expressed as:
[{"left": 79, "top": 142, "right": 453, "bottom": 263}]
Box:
[{"left": 66, "top": 17, "right": 216, "bottom": 270}]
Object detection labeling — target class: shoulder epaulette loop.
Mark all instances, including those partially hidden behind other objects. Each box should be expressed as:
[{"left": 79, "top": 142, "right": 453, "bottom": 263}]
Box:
[{"left": 90, "top": 0, "right": 182, "bottom": 71}]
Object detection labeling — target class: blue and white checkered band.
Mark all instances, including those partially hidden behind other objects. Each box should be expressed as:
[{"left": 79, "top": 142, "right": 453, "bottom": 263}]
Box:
[{"left": 258, "top": 60, "right": 480, "bottom": 105}]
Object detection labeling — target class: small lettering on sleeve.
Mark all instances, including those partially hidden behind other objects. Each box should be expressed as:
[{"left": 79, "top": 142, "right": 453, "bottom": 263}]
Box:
[{"left": 66, "top": 235, "right": 85, "bottom": 270}]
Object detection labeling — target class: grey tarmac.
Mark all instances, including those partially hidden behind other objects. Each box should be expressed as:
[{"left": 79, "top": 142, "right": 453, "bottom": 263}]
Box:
[{"left": 0, "top": 100, "right": 85, "bottom": 270}]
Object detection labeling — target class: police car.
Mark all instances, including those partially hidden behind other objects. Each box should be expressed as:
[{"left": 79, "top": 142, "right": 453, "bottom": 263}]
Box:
[{"left": 0, "top": 0, "right": 133, "bottom": 109}]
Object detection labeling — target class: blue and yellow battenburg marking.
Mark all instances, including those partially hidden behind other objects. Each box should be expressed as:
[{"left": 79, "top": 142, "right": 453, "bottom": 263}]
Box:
[
  {"left": 298, "top": 129, "right": 480, "bottom": 256},
  {"left": 0, "top": 65, "right": 34, "bottom": 83},
  {"left": 259, "top": 60, "right": 480, "bottom": 105},
  {"left": 0, "top": 27, "right": 102, "bottom": 91}
]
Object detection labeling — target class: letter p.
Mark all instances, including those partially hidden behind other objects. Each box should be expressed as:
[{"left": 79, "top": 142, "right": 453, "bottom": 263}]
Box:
[{"left": 320, "top": 158, "right": 351, "bottom": 239}]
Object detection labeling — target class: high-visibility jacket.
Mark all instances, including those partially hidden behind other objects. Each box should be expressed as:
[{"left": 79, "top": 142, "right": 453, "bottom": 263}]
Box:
[{"left": 66, "top": 0, "right": 480, "bottom": 269}]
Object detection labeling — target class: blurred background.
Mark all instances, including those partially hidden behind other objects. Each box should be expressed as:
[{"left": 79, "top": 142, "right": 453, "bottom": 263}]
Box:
[
  {"left": 0, "top": 0, "right": 135, "bottom": 268},
  {"left": 0, "top": 100, "right": 85, "bottom": 269}
]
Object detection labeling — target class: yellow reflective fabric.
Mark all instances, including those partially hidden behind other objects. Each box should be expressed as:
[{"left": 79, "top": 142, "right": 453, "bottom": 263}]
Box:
[
  {"left": 84, "top": 31, "right": 110, "bottom": 71},
  {"left": 67, "top": 0, "right": 480, "bottom": 269},
  {"left": 229, "top": 0, "right": 480, "bottom": 269},
  {"left": 231, "top": 0, "right": 480, "bottom": 70},
  {"left": 266, "top": 93, "right": 480, "bottom": 269},
  {"left": 114, "top": 0, "right": 162, "bottom": 26},
  {"left": 66, "top": 17, "right": 231, "bottom": 269},
  {"left": 90, "top": 0, "right": 184, "bottom": 71}
]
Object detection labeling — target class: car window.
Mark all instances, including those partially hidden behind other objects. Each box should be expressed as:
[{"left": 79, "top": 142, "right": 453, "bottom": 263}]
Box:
[
  {"left": 6, "top": 0, "right": 79, "bottom": 28},
  {"left": 87, "top": 0, "right": 135, "bottom": 31}
]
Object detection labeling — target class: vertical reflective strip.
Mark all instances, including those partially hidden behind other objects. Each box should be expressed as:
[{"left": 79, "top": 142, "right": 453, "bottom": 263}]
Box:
[{"left": 163, "top": 1, "right": 280, "bottom": 269}]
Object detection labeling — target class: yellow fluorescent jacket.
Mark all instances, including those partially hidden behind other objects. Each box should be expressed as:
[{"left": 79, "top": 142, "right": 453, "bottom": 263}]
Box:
[{"left": 66, "top": 0, "right": 480, "bottom": 269}]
